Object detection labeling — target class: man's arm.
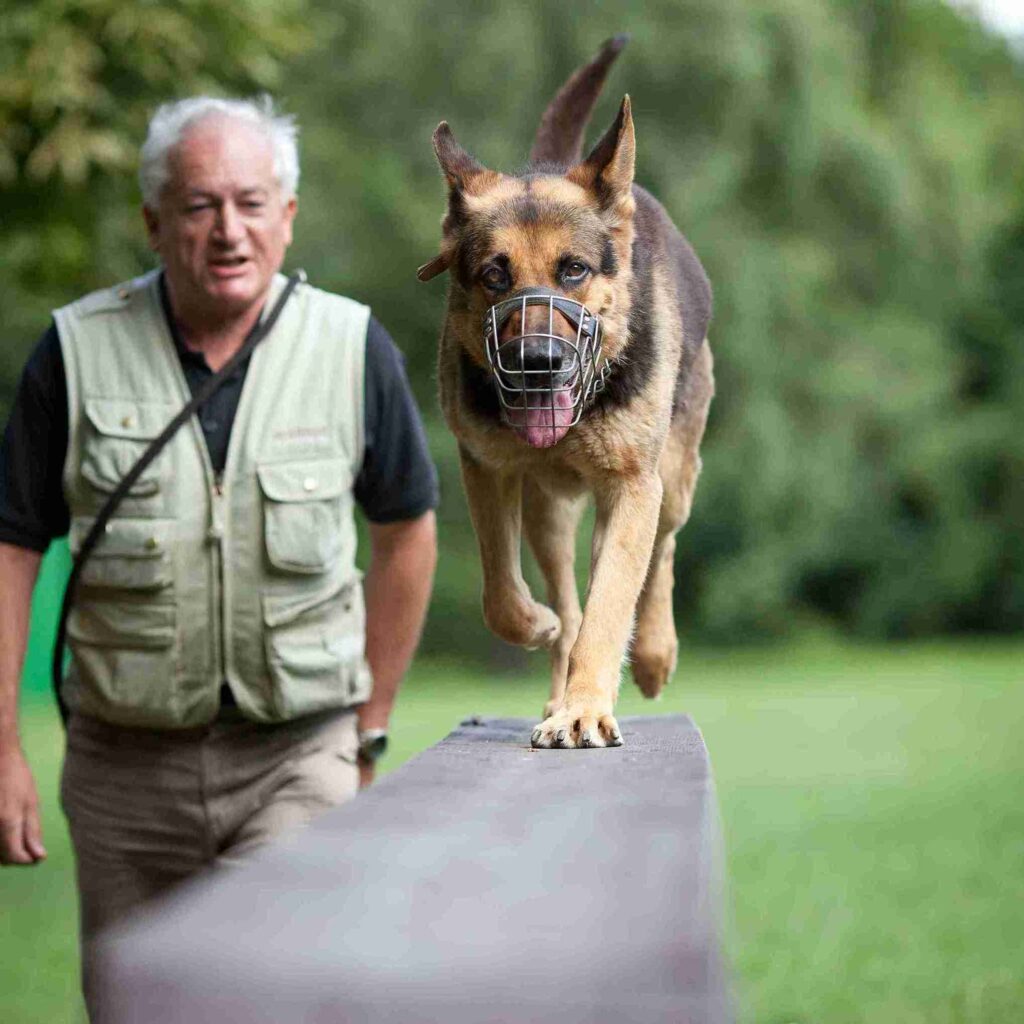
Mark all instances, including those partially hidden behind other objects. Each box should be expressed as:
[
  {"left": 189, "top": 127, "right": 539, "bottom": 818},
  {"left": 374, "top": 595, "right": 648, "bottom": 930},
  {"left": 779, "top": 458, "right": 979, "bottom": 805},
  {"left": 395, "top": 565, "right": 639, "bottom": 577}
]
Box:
[
  {"left": 0, "top": 542, "right": 47, "bottom": 865},
  {"left": 359, "top": 511, "right": 437, "bottom": 785}
]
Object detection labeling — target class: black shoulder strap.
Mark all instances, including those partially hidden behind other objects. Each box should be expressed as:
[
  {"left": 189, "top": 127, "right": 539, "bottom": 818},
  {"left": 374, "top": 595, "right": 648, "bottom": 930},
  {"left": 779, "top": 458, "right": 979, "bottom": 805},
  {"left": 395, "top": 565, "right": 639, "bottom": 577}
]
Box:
[{"left": 51, "top": 271, "right": 305, "bottom": 725}]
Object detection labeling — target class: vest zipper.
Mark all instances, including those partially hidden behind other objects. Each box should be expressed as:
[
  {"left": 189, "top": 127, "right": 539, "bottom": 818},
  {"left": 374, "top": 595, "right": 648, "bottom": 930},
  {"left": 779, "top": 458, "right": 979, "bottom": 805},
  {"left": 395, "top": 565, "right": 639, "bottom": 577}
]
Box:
[{"left": 210, "top": 472, "right": 228, "bottom": 684}]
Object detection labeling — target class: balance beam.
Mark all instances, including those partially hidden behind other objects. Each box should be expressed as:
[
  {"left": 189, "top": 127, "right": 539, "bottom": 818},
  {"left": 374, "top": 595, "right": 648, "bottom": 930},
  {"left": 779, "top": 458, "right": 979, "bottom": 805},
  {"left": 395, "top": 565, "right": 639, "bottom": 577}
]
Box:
[{"left": 95, "top": 714, "right": 731, "bottom": 1023}]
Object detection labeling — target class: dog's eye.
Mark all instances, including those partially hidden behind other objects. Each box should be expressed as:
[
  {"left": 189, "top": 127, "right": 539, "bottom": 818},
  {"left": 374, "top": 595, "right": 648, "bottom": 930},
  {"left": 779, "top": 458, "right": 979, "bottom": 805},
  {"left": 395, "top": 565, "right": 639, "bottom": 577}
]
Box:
[
  {"left": 480, "top": 267, "right": 509, "bottom": 290},
  {"left": 563, "top": 261, "right": 590, "bottom": 283}
]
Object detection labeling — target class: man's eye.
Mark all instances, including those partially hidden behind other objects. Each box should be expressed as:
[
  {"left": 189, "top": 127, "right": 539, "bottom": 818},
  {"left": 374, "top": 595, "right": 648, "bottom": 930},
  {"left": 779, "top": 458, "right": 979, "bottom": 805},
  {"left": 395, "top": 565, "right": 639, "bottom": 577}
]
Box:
[
  {"left": 564, "top": 261, "right": 589, "bottom": 281},
  {"left": 481, "top": 267, "right": 508, "bottom": 289}
]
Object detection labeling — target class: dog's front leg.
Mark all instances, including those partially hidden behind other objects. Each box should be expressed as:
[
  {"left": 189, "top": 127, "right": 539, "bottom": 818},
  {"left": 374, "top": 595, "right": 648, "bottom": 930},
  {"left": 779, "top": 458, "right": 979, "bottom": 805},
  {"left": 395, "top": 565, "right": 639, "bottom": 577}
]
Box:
[
  {"left": 459, "top": 447, "right": 562, "bottom": 650},
  {"left": 532, "top": 470, "right": 663, "bottom": 749}
]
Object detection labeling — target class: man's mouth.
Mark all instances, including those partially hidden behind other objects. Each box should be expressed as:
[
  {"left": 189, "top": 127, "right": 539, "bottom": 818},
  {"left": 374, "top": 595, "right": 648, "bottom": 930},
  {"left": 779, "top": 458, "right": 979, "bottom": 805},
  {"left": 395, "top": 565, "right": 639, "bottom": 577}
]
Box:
[{"left": 208, "top": 256, "right": 250, "bottom": 275}]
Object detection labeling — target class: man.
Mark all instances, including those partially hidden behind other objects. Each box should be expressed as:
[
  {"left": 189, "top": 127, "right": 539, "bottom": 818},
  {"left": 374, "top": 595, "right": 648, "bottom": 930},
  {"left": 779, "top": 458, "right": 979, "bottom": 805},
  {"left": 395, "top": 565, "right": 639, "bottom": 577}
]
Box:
[{"left": 0, "top": 96, "right": 438, "bottom": 1010}]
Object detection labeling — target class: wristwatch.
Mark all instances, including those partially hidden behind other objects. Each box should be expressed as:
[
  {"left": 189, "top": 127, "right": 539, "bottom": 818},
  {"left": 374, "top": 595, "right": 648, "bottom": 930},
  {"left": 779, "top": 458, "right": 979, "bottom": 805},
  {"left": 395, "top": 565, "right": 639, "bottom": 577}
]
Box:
[{"left": 357, "top": 728, "right": 389, "bottom": 765}]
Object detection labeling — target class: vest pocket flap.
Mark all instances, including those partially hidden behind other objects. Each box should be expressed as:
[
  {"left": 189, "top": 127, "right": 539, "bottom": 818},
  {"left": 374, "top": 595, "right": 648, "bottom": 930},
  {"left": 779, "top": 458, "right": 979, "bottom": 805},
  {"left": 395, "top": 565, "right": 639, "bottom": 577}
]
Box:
[
  {"left": 71, "top": 517, "right": 174, "bottom": 558},
  {"left": 67, "top": 599, "right": 175, "bottom": 649},
  {"left": 70, "top": 517, "right": 174, "bottom": 591},
  {"left": 84, "top": 398, "right": 177, "bottom": 440},
  {"left": 81, "top": 454, "right": 160, "bottom": 497},
  {"left": 257, "top": 458, "right": 351, "bottom": 503},
  {"left": 262, "top": 575, "right": 358, "bottom": 629}
]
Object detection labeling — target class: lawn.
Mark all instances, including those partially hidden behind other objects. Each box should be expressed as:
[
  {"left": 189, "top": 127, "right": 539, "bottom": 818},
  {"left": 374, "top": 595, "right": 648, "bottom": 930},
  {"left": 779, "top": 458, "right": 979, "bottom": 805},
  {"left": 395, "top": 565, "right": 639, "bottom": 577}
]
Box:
[{"left": 2, "top": 638, "right": 1022, "bottom": 1023}]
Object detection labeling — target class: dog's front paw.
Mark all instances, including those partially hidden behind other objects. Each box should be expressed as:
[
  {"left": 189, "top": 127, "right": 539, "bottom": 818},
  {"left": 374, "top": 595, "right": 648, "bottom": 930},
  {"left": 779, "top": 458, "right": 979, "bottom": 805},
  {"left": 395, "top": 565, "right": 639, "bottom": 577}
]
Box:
[
  {"left": 483, "top": 593, "right": 561, "bottom": 650},
  {"left": 531, "top": 708, "right": 623, "bottom": 749}
]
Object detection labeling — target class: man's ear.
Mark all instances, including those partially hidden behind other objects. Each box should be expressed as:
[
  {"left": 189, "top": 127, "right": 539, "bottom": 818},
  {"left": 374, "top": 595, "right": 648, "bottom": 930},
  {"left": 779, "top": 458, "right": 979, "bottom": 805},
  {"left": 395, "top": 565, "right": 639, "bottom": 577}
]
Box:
[
  {"left": 142, "top": 205, "right": 160, "bottom": 252},
  {"left": 566, "top": 96, "right": 635, "bottom": 215}
]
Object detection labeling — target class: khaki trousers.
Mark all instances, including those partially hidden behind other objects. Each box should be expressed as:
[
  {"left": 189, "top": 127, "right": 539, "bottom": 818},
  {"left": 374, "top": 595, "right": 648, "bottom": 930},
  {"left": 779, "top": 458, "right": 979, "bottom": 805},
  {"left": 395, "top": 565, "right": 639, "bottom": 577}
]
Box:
[{"left": 60, "top": 706, "right": 359, "bottom": 1018}]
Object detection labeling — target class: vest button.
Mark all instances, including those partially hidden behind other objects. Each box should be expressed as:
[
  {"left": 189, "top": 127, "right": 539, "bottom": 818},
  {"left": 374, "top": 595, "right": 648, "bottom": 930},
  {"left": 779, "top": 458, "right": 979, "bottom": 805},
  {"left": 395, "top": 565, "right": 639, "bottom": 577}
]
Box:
[
  {"left": 303, "top": 477, "right": 318, "bottom": 492},
  {"left": 145, "top": 537, "right": 160, "bottom": 551},
  {"left": 121, "top": 415, "right": 134, "bottom": 428}
]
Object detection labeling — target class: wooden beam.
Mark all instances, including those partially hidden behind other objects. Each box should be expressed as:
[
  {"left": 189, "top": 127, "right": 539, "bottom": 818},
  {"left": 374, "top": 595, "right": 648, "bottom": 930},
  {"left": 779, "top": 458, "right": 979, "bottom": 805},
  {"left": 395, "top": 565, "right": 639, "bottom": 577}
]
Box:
[{"left": 95, "top": 714, "right": 731, "bottom": 1023}]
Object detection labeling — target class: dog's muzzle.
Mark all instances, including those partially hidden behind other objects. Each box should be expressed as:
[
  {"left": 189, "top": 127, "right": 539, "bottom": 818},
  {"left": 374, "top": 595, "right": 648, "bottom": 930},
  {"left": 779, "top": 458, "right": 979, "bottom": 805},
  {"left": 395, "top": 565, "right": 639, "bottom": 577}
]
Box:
[{"left": 483, "top": 288, "right": 609, "bottom": 448}]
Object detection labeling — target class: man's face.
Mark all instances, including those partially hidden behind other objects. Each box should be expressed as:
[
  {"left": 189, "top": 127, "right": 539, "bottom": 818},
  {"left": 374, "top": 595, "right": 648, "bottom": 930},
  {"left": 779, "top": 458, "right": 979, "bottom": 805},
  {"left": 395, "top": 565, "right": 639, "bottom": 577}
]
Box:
[{"left": 144, "top": 115, "right": 297, "bottom": 322}]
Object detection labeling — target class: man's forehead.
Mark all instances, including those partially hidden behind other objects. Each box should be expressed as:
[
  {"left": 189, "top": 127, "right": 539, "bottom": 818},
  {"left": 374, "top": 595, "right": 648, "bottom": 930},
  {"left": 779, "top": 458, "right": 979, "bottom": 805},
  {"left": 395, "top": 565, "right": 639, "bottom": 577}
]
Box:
[{"left": 166, "top": 115, "right": 278, "bottom": 189}]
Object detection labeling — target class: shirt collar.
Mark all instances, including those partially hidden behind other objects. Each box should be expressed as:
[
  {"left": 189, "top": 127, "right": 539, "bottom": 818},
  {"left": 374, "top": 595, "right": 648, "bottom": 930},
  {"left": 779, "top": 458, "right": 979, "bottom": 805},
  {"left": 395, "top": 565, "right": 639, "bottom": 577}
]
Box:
[{"left": 157, "top": 272, "right": 265, "bottom": 372}]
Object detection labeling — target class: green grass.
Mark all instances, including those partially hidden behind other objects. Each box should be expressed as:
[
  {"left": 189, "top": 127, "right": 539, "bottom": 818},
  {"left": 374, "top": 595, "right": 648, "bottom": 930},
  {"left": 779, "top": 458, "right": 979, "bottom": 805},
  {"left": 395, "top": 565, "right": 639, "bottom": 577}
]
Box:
[{"left": 3, "top": 638, "right": 1023, "bottom": 1022}]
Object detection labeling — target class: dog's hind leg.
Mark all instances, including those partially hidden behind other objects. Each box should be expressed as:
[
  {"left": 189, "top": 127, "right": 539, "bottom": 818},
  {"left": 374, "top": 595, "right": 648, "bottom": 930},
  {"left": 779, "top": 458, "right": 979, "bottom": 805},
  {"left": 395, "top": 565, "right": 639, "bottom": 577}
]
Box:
[
  {"left": 459, "top": 447, "right": 562, "bottom": 651},
  {"left": 631, "top": 340, "right": 714, "bottom": 698},
  {"left": 522, "top": 478, "right": 586, "bottom": 718},
  {"left": 631, "top": 523, "right": 682, "bottom": 699}
]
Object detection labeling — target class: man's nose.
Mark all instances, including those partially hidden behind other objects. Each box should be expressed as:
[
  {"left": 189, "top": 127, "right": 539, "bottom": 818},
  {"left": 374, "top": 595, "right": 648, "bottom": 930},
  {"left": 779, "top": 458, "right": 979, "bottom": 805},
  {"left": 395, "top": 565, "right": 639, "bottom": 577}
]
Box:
[{"left": 213, "top": 202, "right": 244, "bottom": 244}]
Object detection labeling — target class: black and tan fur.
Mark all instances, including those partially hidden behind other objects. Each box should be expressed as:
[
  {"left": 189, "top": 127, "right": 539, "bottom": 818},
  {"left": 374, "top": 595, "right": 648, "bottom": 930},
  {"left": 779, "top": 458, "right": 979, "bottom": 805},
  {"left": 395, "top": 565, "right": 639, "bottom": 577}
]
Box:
[{"left": 420, "top": 37, "right": 714, "bottom": 749}]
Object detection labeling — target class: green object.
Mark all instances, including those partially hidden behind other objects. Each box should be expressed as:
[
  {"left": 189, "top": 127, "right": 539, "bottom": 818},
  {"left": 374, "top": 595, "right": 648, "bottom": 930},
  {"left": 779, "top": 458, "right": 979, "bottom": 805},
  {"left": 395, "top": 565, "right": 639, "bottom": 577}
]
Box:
[
  {"left": 21, "top": 542, "right": 72, "bottom": 701},
  {"left": 55, "top": 272, "right": 372, "bottom": 727}
]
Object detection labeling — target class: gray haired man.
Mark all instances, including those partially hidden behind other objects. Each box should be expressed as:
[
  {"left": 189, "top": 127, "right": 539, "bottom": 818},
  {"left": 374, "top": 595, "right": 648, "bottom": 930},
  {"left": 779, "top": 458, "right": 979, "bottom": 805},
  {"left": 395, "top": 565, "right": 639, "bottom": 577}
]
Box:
[{"left": 0, "top": 96, "right": 438, "bottom": 1014}]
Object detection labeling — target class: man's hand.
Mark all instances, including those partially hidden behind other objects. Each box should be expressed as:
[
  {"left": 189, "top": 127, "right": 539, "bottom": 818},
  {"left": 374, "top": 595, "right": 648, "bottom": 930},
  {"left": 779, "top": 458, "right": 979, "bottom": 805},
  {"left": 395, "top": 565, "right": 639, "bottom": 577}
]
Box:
[
  {"left": 358, "top": 511, "right": 437, "bottom": 791},
  {"left": 0, "top": 542, "right": 45, "bottom": 866},
  {"left": 0, "top": 746, "right": 46, "bottom": 865}
]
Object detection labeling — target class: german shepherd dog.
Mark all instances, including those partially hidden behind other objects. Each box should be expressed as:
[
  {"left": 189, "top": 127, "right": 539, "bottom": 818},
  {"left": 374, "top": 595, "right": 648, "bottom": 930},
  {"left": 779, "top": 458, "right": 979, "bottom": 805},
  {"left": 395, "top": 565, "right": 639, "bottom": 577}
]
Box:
[{"left": 419, "top": 36, "right": 714, "bottom": 749}]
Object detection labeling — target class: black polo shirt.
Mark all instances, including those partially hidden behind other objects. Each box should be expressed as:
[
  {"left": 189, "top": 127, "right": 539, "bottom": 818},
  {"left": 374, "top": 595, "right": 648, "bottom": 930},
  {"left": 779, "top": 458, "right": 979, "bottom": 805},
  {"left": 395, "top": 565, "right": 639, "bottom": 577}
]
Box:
[{"left": 0, "top": 287, "right": 439, "bottom": 552}]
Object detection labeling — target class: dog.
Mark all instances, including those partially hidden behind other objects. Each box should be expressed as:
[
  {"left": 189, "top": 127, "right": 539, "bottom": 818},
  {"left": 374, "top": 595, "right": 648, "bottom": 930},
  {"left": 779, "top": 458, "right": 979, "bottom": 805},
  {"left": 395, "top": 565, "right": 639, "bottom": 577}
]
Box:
[{"left": 418, "top": 36, "right": 714, "bottom": 749}]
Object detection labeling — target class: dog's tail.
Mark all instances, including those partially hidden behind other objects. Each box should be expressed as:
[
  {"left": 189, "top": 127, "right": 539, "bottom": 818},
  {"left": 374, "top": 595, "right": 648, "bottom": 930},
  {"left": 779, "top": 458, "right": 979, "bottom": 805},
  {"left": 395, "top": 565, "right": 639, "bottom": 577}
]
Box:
[{"left": 529, "top": 34, "right": 629, "bottom": 168}]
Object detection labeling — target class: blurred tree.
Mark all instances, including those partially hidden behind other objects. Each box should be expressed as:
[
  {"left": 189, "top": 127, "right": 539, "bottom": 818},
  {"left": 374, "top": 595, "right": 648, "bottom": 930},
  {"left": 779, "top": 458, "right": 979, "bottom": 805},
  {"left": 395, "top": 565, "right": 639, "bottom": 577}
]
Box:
[
  {"left": 281, "top": 0, "right": 1024, "bottom": 649},
  {"left": 2, "top": 0, "right": 1022, "bottom": 661},
  {"left": 0, "top": 0, "right": 318, "bottom": 402}
]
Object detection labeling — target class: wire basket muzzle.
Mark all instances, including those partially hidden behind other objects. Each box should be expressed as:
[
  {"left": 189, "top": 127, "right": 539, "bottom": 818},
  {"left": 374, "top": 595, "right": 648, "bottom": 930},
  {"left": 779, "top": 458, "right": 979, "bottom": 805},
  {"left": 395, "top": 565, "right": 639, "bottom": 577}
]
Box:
[{"left": 483, "top": 291, "right": 605, "bottom": 427}]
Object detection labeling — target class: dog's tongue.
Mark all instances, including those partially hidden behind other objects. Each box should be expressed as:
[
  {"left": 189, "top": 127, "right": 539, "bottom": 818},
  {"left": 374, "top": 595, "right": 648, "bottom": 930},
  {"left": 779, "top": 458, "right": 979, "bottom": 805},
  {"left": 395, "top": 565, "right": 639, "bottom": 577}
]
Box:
[{"left": 507, "top": 390, "right": 574, "bottom": 448}]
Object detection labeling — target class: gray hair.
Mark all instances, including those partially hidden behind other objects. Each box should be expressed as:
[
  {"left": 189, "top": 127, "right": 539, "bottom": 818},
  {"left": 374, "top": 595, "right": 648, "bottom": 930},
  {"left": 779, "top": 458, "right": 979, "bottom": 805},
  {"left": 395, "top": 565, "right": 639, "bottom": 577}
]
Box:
[{"left": 138, "top": 95, "right": 300, "bottom": 207}]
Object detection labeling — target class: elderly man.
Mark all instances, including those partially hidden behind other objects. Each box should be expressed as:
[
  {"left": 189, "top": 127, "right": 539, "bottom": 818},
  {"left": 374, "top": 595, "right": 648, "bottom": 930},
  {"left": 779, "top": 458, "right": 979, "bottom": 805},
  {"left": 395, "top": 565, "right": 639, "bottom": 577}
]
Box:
[{"left": 0, "top": 96, "right": 438, "bottom": 1010}]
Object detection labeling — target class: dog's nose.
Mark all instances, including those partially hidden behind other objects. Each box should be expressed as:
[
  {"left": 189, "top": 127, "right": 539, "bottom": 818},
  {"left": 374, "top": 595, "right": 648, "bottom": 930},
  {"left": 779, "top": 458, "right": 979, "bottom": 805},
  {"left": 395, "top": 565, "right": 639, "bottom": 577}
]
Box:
[{"left": 518, "top": 339, "right": 566, "bottom": 373}]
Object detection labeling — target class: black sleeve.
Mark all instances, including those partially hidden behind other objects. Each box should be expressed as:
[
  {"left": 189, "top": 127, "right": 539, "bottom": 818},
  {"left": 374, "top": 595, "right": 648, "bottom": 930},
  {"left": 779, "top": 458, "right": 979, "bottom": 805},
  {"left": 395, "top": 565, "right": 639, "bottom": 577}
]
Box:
[
  {"left": 354, "top": 316, "right": 440, "bottom": 523},
  {"left": 0, "top": 323, "right": 71, "bottom": 551}
]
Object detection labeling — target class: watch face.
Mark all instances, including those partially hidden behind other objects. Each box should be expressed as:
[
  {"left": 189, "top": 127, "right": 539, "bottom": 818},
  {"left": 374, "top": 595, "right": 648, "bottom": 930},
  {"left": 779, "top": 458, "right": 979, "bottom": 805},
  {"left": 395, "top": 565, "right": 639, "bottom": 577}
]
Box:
[{"left": 359, "top": 733, "right": 388, "bottom": 763}]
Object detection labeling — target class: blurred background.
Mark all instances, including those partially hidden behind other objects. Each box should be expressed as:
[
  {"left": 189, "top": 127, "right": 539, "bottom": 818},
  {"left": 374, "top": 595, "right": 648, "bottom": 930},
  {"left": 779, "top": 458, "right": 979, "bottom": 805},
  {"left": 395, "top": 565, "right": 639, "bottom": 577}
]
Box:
[{"left": 1, "top": 1, "right": 1022, "bottom": 1022}]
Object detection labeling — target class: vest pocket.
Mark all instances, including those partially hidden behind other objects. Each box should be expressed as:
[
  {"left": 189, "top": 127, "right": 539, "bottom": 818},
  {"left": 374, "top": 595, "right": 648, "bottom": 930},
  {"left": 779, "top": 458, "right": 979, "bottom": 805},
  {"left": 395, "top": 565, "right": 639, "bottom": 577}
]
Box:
[
  {"left": 81, "top": 398, "right": 175, "bottom": 511},
  {"left": 65, "top": 599, "right": 178, "bottom": 725},
  {"left": 69, "top": 517, "right": 175, "bottom": 592},
  {"left": 262, "top": 575, "right": 369, "bottom": 717},
  {"left": 258, "top": 458, "right": 351, "bottom": 574}
]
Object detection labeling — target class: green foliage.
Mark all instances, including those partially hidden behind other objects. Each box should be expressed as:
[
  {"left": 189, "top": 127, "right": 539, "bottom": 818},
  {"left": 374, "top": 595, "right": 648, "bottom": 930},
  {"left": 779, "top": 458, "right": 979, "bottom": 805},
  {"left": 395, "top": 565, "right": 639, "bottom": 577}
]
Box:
[
  {"left": 0, "top": 0, "right": 318, "bottom": 396},
  {"left": 2, "top": 0, "right": 1023, "bottom": 654}
]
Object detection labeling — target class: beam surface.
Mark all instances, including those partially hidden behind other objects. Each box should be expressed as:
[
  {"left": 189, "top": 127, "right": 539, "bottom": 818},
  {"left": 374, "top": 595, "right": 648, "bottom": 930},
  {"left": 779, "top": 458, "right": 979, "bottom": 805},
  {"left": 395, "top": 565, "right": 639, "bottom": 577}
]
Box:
[{"left": 96, "top": 714, "right": 730, "bottom": 1023}]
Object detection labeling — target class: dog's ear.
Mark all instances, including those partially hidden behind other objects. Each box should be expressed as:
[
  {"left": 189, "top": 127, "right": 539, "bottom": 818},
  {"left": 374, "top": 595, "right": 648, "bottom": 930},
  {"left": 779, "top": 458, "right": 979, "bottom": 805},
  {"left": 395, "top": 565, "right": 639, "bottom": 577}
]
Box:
[
  {"left": 416, "top": 254, "right": 449, "bottom": 282},
  {"left": 433, "top": 122, "right": 488, "bottom": 193},
  {"left": 566, "top": 95, "right": 635, "bottom": 216}
]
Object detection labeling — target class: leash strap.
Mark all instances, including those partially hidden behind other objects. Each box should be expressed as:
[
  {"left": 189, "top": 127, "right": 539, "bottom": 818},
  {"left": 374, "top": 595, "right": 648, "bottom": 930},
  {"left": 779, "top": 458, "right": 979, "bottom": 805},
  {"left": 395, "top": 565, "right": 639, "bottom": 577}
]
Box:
[{"left": 51, "top": 271, "right": 305, "bottom": 725}]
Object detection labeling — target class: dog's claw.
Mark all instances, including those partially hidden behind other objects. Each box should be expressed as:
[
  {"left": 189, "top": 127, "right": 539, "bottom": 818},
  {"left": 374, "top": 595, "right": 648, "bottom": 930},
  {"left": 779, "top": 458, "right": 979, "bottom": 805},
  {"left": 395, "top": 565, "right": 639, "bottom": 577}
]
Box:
[{"left": 531, "top": 709, "right": 623, "bottom": 751}]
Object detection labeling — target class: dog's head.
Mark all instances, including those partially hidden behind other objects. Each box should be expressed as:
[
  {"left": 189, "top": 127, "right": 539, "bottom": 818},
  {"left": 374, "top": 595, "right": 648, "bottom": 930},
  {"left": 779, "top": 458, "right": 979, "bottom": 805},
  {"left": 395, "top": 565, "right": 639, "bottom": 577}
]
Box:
[{"left": 420, "top": 98, "right": 637, "bottom": 447}]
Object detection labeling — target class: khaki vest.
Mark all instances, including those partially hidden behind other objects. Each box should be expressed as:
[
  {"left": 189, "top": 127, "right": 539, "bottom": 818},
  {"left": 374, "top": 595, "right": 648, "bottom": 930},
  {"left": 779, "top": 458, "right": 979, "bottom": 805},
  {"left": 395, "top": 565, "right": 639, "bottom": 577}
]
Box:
[{"left": 55, "top": 270, "right": 372, "bottom": 728}]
